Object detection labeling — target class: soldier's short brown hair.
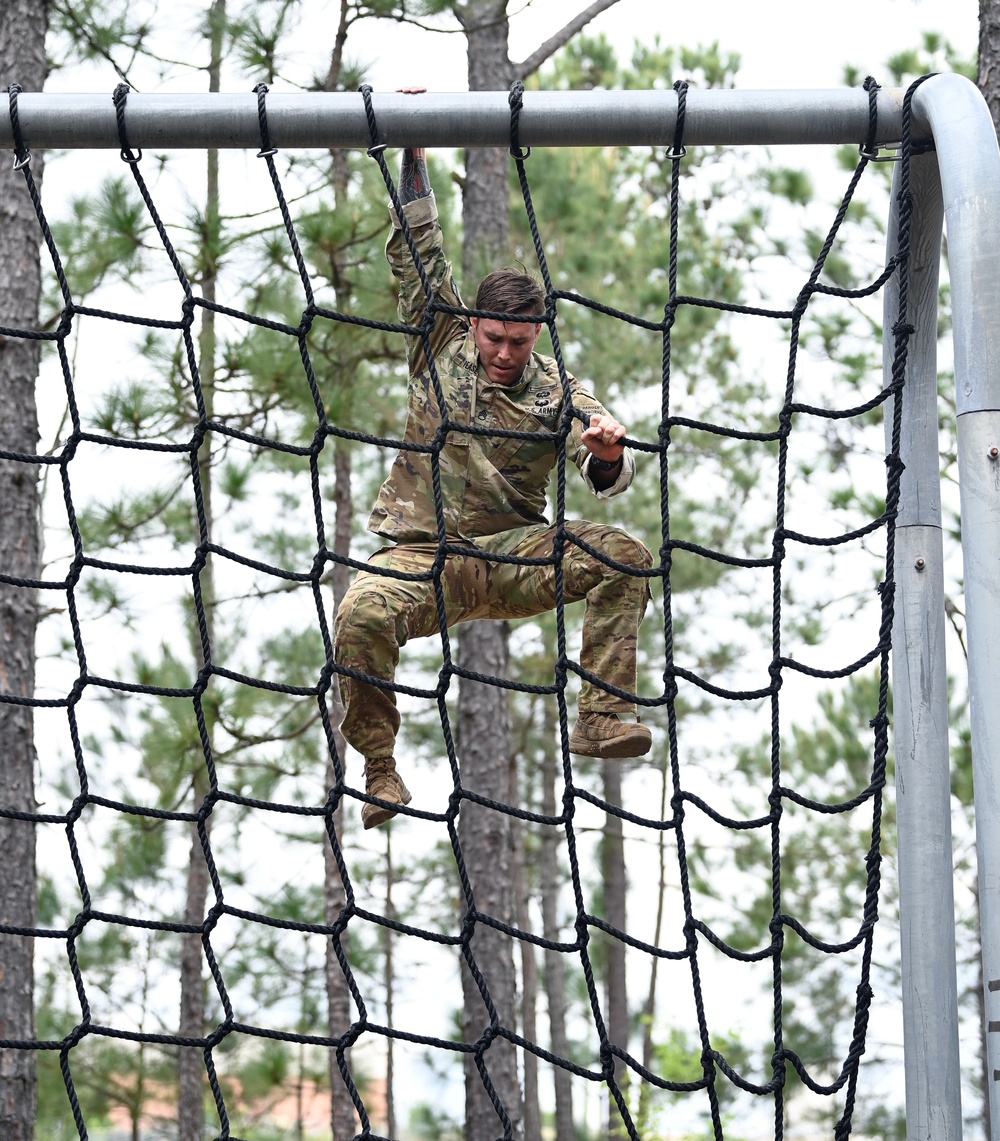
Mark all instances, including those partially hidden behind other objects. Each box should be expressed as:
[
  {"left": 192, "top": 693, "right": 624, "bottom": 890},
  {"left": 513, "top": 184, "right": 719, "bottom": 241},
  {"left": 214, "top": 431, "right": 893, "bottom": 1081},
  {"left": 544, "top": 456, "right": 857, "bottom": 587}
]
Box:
[{"left": 475, "top": 268, "right": 545, "bottom": 319}]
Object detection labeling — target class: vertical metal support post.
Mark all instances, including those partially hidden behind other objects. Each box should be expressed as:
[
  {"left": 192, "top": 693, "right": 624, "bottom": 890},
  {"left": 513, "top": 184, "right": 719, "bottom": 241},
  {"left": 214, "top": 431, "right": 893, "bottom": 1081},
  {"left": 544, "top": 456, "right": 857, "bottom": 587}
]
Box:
[
  {"left": 917, "top": 72, "right": 1000, "bottom": 1140},
  {"left": 886, "top": 151, "right": 963, "bottom": 1141}
]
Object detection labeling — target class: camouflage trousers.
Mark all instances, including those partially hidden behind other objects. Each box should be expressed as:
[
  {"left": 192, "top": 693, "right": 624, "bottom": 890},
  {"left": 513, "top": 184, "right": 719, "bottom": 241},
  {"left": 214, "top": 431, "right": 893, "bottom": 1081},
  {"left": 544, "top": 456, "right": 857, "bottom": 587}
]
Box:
[{"left": 334, "top": 521, "right": 653, "bottom": 760}]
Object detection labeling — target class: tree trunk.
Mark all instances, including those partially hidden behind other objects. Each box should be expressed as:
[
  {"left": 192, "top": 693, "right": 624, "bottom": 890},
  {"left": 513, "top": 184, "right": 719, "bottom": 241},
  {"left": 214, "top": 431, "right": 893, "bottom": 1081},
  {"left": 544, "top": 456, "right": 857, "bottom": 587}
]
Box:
[
  {"left": 458, "top": 0, "right": 515, "bottom": 280},
  {"left": 458, "top": 621, "right": 523, "bottom": 1141},
  {"left": 446, "top": 4, "right": 624, "bottom": 1136},
  {"left": 132, "top": 934, "right": 153, "bottom": 1141},
  {"left": 455, "top": 5, "right": 522, "bottom": 1138},
  {"left": 326, "top": 442, "right": 357, "bottom": 1140},
  {"left": 384, "top": 829, "right": 397, "bottom": 1140},
  {"left": 512, "top": 753, "right": 541, "bottom": 1141},
  {"left": 0, "top": 4, "right": 49, "bottom": 1139},
  {"left": 980, "top": 0, "right": 1000, "bottom": 130},
  {"left": 638, "top": 755, "right": 669, "bottom": 1128},
  {"left": 602, "top": 760, "right": 628, "bottom": 1140},
  {"left": 321, "top": 13, "right": 364, "bottom": 1129},
  {"left": 540, "top": 699, "right": 575, "bottom": 1141},
  {"left": 456, "top": 4, "right": 522, "bottom": 1136},
  {"left": 323, "top": 794, "right": 355, "bottom": 1140},
  {"left": 177, "top": 5, "right": 224, "bottom": 1135}
]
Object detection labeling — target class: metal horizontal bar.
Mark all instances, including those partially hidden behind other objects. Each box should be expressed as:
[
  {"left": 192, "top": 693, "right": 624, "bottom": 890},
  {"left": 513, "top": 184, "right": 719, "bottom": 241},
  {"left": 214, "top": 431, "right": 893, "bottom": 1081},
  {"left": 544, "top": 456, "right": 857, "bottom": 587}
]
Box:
[{"left": 0, "top": 88, "right": 926, "bottom": 151}]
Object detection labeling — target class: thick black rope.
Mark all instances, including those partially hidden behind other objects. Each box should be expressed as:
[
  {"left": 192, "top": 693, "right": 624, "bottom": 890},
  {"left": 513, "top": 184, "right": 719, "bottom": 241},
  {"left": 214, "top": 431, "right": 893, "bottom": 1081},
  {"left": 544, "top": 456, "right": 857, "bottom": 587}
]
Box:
[{"left": 0, "top": 74, "right": 924, "bottom": 1140}]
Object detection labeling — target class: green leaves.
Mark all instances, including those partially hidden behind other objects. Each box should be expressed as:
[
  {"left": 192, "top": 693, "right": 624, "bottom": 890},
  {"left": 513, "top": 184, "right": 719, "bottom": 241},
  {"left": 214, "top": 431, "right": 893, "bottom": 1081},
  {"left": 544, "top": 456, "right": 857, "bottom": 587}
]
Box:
[
  {"left": 90, "top": 378, "right": 181, "bottom": 439},
  {"left": 545, "top": 32, "right": 619, "bottom": 90},
  {"left": 678, "top": 42, "right": 742, "bottom": 90},
  {"left": 762, "top": 167, "right": 814, "bottom": 207},
  {"left": 50, "top": 176, "right": 150, "bottom": 301},
  {"left": 50, "top": 0, "right": 155, "bottom": 81}
]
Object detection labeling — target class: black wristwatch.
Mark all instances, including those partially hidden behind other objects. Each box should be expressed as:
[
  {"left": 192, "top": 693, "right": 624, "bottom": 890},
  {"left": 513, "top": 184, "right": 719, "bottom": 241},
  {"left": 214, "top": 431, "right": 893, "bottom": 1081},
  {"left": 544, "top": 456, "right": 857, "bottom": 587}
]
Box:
[{"left": 590, "top": 453, "right": 623, "bottom": 472}]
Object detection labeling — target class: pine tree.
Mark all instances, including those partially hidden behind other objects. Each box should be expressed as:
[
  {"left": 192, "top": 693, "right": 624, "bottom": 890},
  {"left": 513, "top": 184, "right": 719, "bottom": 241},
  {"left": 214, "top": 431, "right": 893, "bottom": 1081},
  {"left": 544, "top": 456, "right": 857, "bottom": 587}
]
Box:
[
  {"left": 0, "top": 4, "right": 49, "bottom": 1139},
  {"left": 41, "top": 3, "right": 413, "bottom": 1134}
]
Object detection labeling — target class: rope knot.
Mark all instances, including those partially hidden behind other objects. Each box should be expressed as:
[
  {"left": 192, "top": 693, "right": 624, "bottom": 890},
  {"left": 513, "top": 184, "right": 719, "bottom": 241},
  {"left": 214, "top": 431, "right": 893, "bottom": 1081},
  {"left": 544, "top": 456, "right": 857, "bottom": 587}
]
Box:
[
  {"left": 112, "top": 83, "right": 142, "bottom": 164},
  {"left": 358, "top": 83, "right": 385, "bottom": 156},
  {"left": 7, "top": 83, "right": 30, "bottom": 170},
  {"left": 667, "top": 79, "right": 688, "bottom": 160},
  {"left": 253, "top": 81, "right": 277, "bottom": 157},
  {"left": 859, "top": 75, "right": 884, "bottom": 160},
  {"left": 508, "top": 79, "right": 529, "bottom": 160}
]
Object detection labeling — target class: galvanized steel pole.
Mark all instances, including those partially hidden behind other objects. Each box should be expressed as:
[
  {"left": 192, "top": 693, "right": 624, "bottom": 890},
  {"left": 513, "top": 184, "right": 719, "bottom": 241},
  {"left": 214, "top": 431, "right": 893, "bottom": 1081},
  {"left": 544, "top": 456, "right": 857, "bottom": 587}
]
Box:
[
  {"left": 918, "top": 71, "right": 1000, "bottom": 1141},
  {"left": 885, "top": 149, "right": 963, "bottom": 1141},
  {"left": 0, "top": 88, "right": 926, "bottom": 151}
]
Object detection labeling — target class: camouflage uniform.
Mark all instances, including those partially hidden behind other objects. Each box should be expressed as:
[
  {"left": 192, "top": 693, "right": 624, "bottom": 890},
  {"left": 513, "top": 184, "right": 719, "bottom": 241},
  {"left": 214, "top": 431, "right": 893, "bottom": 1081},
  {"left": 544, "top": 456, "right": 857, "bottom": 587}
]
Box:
[{"left": 335, "top": 192, "right": 652, "bottom": 761}]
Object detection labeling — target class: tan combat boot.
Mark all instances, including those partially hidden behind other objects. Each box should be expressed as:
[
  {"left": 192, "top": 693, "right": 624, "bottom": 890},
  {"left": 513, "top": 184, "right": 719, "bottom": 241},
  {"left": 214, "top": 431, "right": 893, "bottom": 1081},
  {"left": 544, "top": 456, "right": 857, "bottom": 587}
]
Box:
[
  {"left": 361, "top": 756, "right": 412, "bottom": 830},
  {"left": 568, "top": 712, "right": 652, "bottom": 759}
]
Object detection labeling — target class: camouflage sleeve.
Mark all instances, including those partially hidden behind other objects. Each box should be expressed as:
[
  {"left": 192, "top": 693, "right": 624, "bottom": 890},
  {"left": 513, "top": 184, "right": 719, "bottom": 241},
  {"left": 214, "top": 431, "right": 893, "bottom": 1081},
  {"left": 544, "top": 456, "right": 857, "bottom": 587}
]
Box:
[
  {"left": 567, "top": 379, "right": 636, "bottom": 499},
  {"left": 385, "top": 191, "right": 467, "bottom": 375}
]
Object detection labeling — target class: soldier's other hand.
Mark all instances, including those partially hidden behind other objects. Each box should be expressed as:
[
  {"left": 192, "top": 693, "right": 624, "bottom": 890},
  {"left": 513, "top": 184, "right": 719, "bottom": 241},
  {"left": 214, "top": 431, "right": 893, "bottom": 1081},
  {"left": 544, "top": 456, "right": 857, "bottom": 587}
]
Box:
[{"left": 581, "top": 413, "right": 626, "bottom": 461}]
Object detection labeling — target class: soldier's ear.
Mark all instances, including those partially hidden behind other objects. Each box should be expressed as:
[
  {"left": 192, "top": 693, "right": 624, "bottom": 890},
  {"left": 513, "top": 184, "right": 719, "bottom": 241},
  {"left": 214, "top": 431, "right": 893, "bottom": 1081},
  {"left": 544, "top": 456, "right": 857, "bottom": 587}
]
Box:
[{"left": 532, "top": 323, "right": 542, "bottom": 343}]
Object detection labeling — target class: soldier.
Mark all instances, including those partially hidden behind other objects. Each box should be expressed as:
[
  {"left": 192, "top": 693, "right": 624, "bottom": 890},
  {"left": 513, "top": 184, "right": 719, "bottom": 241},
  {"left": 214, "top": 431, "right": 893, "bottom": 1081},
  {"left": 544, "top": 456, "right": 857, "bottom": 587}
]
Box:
[{"left": 335, "top": 140, "right": 653, "bottom": 829}]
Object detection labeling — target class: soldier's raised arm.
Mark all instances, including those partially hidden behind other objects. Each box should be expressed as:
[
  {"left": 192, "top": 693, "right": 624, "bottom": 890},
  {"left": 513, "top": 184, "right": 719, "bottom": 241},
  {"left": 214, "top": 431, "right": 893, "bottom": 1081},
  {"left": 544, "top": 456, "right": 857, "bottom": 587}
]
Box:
[
  {"left": 386, "top": 89, "right": 466, "bottom": 370},
  {"left": 399, "top": 145, "right": 431, "bottom": 204}
]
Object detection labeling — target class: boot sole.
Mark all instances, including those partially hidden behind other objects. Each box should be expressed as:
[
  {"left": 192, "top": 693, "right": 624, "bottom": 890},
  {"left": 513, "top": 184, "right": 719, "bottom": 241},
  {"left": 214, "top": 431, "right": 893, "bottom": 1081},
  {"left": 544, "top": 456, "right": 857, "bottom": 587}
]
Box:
[
  {"left": 568, "top": 732, "right": 652, "bottom": 760},
  {"left": 362, "top": 785, "right": 412, "bottom": 830}
]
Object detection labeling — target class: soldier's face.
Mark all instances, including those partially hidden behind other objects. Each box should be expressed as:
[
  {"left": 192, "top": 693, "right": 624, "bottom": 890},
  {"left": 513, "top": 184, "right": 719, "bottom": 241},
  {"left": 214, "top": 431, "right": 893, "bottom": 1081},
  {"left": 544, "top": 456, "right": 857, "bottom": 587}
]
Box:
[{"left": 470, "top": 318, "right": 542, "bottom": 385}]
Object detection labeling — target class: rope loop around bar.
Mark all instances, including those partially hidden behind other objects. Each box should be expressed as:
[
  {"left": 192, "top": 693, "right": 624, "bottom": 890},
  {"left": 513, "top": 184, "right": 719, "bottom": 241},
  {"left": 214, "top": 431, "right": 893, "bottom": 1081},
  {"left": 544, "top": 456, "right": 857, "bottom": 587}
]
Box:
[
  {"left": 252, "top": 82, "right": 278, "bottom": 158},
  {"left": 7, "top": 84, "right": 31, "bottom": 170},
  {"left": 858, "top": 75, "right": 882, "bottom": 160},
  {"left": 508, "top": 79, "right": 530, "bottom": 160},
  {"left": 666, "top": 79, "right": 689, "bottom": 161},
  {"left": 358, "top": 83, "right": 389, "bottom": 157},
  {"left": 112, "top": 83, "right": 142, "bottom": 165}
]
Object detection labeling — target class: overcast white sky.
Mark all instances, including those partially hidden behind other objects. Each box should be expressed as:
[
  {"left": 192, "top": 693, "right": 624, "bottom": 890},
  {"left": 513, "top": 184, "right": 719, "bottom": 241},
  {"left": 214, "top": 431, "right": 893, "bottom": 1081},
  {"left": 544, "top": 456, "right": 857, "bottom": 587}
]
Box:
[
  {"left": 347, "top": 0, "right": 980, "bottom": 91},
  {"left": 39, "top": 0, "right": 983, "bottom": 103}
]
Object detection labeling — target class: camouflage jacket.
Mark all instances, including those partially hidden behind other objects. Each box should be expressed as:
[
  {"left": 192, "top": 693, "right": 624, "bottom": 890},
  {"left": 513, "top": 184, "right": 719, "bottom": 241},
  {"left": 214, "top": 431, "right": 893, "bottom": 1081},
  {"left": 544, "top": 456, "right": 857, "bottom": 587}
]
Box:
[{"left": 368, "top": 191, "right": 636, "bottom": 543}]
